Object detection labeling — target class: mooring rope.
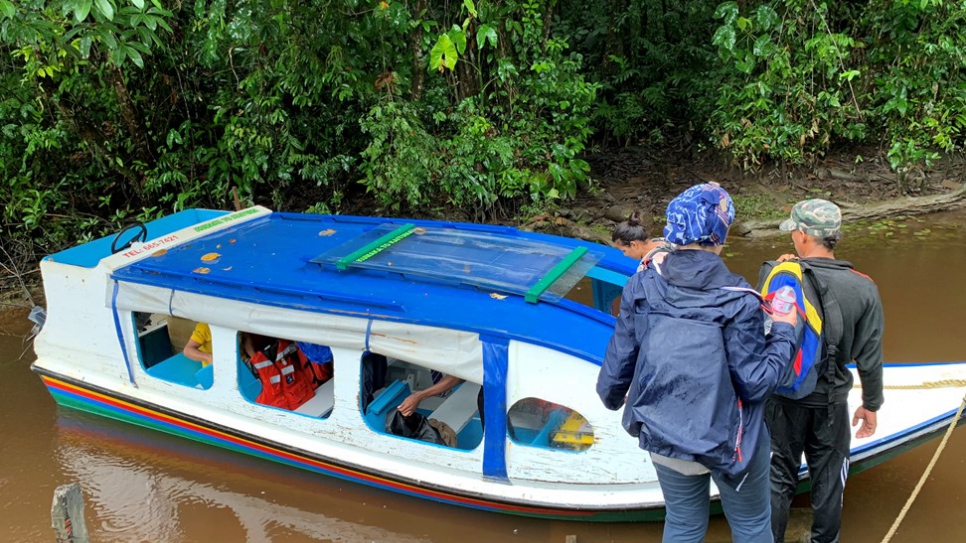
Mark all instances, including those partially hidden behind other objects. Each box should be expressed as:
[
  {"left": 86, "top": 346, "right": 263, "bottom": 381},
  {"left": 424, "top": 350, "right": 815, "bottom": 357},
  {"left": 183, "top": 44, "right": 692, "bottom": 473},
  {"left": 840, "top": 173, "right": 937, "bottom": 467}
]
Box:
[
  {"left": 879, "top": 391, "right": 966, "bottom": 543},
  {"left": 854, "top": 379, "right": 966, "bottom": 390}
]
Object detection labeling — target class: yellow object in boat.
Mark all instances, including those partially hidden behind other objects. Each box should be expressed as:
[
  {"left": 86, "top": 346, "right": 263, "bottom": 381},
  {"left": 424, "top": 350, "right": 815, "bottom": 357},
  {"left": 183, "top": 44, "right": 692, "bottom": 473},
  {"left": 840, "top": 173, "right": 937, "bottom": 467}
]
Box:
[{"left": 550, "top": 411, "right": 594, "bottom": 451}]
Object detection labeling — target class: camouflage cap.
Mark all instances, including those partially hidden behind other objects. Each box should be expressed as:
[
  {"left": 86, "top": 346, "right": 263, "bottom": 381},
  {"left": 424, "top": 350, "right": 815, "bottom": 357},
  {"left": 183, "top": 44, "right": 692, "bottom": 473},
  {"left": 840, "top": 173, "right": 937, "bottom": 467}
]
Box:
[{"left": 779, "top": 199, "right": 842, "bottom": 237}]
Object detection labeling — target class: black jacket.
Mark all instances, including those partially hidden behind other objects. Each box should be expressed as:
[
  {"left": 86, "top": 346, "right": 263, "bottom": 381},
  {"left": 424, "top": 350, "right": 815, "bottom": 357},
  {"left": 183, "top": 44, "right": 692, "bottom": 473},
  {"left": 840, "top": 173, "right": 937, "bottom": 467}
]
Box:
[{"left": 759, "top": 257, "right": 885, "bottom": 410}]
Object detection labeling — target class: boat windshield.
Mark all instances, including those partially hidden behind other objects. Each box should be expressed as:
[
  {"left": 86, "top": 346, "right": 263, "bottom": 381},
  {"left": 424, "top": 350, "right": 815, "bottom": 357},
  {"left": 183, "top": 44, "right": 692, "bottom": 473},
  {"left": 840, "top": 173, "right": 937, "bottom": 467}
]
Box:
[{"left": 310, "top": 224, "right": 604, "bottom": 304}]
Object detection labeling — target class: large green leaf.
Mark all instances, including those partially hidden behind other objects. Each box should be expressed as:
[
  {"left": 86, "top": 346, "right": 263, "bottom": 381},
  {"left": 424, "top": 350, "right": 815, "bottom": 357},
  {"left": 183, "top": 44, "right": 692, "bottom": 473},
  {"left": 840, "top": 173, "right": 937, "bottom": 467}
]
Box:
[
  {"left": 449, "top": 26, "right": 467, "bottom": 55},
  {"left": 94, "top": 0, "right": 114, "bottom": 21},
  {"left": 73, "top": 0, "right": 92, "bottom": 22},
  {"left": 126, "top": 46, "right": 144, "bottom": 68},
  {"left": 429, "top": 34, "right": 457, "bottom": 71},
  {"left": 753, "top": 35, "right": 772, "bottom": 57},
  {"left": 79, "top": 35, "right": 92, "bottom": 58},
  {"left": 756, "top": 5, "right": 779, "bottom": 31},
  {"left": 712, "top": 25, "right": 736, "bottom": 52},
  {"left": 477, "top": 23, "right": 497, "bottom": 50},
  {"left": 714, "top": 1, "right": 739, "bottom": 25}
]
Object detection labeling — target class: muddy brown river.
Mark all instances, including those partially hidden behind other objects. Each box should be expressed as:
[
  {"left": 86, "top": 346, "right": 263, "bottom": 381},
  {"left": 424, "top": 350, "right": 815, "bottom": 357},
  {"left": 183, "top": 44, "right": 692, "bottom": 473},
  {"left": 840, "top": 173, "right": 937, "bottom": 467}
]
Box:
[{"left": 1, "top": 214, "right": 964, "bottom": 543}]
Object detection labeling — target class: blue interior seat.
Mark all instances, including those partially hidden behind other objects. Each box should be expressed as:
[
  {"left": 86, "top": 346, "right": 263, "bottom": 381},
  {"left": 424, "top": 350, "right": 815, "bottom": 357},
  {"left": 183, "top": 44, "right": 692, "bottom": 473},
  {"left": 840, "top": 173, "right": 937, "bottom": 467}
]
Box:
[{"left": 364, "top": 380, "right": 411, "bottom": 431}]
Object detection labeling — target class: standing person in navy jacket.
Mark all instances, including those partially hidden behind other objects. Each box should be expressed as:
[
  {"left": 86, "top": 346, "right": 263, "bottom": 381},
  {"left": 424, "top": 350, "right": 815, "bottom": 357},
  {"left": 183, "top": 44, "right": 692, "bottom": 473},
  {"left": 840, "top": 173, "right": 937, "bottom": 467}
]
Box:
[{"left": 597, "top": 182, "right": 799, "bottom": 543}]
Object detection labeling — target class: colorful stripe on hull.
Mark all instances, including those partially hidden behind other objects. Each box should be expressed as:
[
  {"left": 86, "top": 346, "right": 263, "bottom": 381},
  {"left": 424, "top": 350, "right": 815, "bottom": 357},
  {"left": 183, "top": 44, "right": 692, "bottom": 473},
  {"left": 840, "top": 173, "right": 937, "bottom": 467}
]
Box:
[{"left": 38, "top": 373, "right": 666, "bottom": 523}]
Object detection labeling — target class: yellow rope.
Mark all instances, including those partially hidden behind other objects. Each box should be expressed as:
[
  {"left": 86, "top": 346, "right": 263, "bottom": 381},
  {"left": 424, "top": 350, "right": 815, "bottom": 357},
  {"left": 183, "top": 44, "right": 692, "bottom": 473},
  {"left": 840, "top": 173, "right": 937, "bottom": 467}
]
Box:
[
  {"left": 880, "top": 392, "right": 966, "bottom": 543},
  {"left": 853, "top": 379, "right": 966, "bottom": 390}
]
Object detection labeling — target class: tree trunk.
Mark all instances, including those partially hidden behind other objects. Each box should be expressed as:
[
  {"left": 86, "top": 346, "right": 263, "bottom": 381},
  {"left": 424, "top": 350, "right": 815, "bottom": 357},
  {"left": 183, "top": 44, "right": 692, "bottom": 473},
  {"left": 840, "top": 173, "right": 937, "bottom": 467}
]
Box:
[
  {"left": 542, "top": 0, "right": 557, "bottom": 52},
  {"left": 109, "top": 66, "right": 152, "bottom": 179},
  {"left": 411, "top": 0, "right": 427, "bottom": 101}
]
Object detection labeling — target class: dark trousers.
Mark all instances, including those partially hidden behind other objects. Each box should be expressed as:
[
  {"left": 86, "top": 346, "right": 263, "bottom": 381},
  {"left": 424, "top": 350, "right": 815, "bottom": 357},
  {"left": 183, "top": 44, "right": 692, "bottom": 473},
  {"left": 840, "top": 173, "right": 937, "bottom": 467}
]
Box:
[
  {"left": 360, "top": 352, "right": 387, "bottom": 412},
  {"left": 766, "top": 399, "right": 851, "bottom": 543}
]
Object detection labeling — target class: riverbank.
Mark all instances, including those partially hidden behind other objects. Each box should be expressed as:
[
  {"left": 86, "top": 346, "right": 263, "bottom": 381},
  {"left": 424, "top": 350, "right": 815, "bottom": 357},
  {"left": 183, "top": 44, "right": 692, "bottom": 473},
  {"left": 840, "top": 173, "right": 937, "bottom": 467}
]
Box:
[{"left": 531, "top": 147, "right": 966, "bottom": 245}]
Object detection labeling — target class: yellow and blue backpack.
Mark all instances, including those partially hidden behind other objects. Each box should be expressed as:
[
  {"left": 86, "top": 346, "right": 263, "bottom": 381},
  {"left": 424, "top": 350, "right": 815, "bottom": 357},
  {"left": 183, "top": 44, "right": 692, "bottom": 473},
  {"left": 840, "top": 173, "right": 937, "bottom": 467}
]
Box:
[{"left": 759, "top": 260, "right": 843, "bottom": 400}]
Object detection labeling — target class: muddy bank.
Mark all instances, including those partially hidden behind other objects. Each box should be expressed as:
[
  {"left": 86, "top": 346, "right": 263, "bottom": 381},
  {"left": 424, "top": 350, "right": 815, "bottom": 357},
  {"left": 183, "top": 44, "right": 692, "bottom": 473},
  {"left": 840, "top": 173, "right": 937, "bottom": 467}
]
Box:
[{"left": 531, "top": 148, "right": 966, "bottom": 244}]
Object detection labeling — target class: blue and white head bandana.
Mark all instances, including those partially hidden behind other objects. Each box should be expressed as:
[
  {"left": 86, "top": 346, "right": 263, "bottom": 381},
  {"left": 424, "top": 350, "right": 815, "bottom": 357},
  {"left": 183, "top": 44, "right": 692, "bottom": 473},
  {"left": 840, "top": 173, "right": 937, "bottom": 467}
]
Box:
[{"left": 663, "top": 182, "right": 735, "bottom": 247}]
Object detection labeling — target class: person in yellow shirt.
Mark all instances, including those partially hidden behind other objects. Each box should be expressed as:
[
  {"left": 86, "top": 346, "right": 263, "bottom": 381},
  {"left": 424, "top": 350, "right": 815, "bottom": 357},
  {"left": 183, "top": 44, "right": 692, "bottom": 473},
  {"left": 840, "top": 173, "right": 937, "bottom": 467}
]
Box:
[{"left": 184, "top": 322, "right": 213, "bottom": 366}]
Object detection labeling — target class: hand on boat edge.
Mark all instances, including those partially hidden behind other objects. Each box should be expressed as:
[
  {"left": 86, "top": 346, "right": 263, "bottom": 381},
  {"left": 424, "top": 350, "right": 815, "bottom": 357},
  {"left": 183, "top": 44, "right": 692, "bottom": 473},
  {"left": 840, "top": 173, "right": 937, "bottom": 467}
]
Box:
[{"left": 852, "top": 406, "right": 877, "bottom": 439}]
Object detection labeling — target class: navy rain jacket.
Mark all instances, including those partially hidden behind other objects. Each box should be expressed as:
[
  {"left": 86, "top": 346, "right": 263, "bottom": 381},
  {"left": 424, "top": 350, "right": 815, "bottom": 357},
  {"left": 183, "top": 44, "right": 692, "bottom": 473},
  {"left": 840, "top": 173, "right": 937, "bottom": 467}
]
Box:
[{"left": 597, "top": 249, "right": 797, "bottom": 477}]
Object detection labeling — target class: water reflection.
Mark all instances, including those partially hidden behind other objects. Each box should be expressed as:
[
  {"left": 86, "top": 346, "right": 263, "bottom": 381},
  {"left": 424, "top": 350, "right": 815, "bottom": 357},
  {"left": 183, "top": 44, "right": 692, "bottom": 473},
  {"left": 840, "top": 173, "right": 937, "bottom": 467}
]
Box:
[{"left": 55, "top": 411, "right": 434, "bottom": 543}]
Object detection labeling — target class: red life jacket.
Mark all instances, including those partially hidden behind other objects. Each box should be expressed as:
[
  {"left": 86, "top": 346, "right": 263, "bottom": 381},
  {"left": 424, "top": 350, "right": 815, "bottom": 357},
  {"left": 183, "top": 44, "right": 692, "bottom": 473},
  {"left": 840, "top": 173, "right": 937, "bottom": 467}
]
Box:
[
  {"left": 297, "top": 346, "right": 333, "bottom": 389},
  {"left": 252, "top": 340, "right": 315, "bottom": 410},
  {"left": 252, "top": 347, "right": 288, "bottom": 409}
]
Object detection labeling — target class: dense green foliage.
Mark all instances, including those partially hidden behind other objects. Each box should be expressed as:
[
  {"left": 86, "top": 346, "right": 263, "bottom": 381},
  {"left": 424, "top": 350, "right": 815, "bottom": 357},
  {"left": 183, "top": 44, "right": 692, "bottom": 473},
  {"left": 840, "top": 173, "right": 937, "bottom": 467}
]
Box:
[
  {"left": 3, "top": 0, "right": 966, "bottom": 261},
  {"left": 709, "top": 0, "right": 966, "bottom": 186}
]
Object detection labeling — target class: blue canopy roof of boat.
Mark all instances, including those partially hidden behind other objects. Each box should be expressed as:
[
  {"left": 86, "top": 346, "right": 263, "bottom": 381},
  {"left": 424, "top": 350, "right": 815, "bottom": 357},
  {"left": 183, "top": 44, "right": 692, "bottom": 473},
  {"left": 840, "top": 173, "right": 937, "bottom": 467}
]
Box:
[{"left": 109, "top": 211, "right": 636, "bottom": 363}]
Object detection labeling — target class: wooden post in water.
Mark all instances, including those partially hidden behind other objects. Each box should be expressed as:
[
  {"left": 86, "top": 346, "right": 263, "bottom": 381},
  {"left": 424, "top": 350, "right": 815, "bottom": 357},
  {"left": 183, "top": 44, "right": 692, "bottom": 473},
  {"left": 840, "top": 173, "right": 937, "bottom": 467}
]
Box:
[{"left": 51, "top": 482, "right": 90, "bottom": 543}]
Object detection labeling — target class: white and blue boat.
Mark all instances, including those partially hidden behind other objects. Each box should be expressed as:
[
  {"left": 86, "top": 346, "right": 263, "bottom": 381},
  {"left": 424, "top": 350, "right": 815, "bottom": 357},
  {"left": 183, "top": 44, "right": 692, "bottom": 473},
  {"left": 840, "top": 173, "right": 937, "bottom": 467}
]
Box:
[{"left": 31, "top": 207, "right": 966, "bottom": 521}]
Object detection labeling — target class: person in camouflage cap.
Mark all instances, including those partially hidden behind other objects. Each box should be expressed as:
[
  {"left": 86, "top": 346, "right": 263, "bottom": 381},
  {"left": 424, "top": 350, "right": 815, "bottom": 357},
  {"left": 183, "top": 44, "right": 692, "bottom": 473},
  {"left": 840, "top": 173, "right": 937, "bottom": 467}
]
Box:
[
  {"left": 778, "top": 199, "right": 842, "bottom": 239},
  {"left": 762, "top": 197, "right": 884, "bottom": 543}
]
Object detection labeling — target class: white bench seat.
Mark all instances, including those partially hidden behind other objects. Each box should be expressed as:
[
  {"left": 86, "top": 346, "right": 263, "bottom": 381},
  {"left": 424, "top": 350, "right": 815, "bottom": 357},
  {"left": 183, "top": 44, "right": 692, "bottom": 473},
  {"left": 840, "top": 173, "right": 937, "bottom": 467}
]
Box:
[
  {"left": 429, "top": 382, "right": 481, "bottom": 434},
  {"left": 294, "top": 379, "right": 335, "bottom": 418}
]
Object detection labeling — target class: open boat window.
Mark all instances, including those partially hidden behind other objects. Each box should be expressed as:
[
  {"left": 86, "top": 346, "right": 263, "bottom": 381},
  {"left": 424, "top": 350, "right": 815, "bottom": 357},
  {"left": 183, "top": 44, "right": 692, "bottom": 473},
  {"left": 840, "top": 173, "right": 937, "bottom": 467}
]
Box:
[
  {"left": 237, "top": 332, "right": 334, "bottom": 419},
  {"left": 360, "top": 355, "right": 483, "bottom": 451},
  {"left": 131, "top": 312, "right": 213, "bottom": 390},
  {"left": 507, "top": 398, "right": 594, "bottom": 452}
]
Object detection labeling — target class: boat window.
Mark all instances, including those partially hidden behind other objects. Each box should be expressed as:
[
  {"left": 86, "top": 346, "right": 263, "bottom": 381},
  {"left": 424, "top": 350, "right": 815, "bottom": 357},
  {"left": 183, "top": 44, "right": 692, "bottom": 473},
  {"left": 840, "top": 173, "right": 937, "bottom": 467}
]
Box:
[
  {"left": 131, "top": 312, "right": 213, "bottom": 390},
  {"left": 563, "top": 269, "right": 627, "bottom": 316},
  {"left": 360, "top": 355, "right": 483, "bottom": 451},
  {"left": 237, "top": 333, "right": 334, "bottom": 419},
  {"left": 506, "top": 398, "right": 594, "bottom": 452}
]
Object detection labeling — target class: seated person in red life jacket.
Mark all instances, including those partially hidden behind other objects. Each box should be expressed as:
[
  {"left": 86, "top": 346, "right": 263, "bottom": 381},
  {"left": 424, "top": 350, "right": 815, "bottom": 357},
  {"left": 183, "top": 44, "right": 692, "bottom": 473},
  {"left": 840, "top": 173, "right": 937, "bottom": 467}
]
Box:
[{"left": 183, "top": 322, "right": 214, "bottom": 366}]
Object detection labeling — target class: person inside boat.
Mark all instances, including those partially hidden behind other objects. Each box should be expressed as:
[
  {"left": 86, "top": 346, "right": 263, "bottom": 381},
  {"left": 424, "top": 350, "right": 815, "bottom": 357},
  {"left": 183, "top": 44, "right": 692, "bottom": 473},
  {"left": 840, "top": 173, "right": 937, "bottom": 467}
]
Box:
[
  {"left": 397, "top": 371, "right": 489, "bottom": 437},
  {"left": 360, "top": 351, "right": 388, "bottom": 412},
  {"left": 183, "top": 322, "right": 214, "bottom": 366},
  {"left": 239, "top": 332, "right": 272, "bottom": 368},
  {"left": 611, "top": 211, "right": 668, "bottom": 315},
  {"left": 611, "top": 210, "right": 666, "bottom": 272},
  {"left": 186, "top": 324, "right": 265, "bottom": 369},
  {"left": 597, "top": 182, "right": 799, "bottom": 543},
  {"left": 397, "top": 372, "right": 463, "bottom": 417}
]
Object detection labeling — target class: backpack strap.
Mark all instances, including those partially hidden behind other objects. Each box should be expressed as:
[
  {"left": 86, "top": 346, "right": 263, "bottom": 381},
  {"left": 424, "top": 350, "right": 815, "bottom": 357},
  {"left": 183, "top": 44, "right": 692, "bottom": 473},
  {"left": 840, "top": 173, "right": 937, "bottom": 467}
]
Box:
[
  {"left": 641, "top": 246, "right": 674, "bottom": 274},
  {"left": 721, "top": 286, "right": 767, "bottom": 308},
  {"left": 799, "top": 261, "right": 844, "bottom": 405}
]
